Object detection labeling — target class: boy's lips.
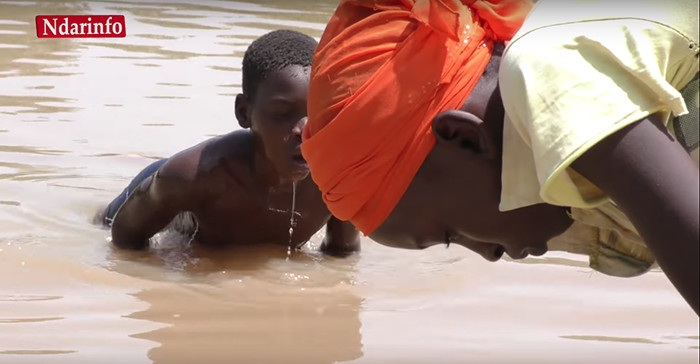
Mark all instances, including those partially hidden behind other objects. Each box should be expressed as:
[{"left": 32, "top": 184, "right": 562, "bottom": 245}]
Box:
[
  {"left": 507, "top": 246, "right": 547, "bottom": 260},
  {"left": 289, "top": 149, "right": 309, "bottom": 179},
  {"left": 507, "top": 249, "right": 528, "bottom": 260},
  {"left": 527, "top": 246, "right": 548, "bottom": 256},
  {"left": 291, "top": 151, "right": 308, "bottom": 167}
]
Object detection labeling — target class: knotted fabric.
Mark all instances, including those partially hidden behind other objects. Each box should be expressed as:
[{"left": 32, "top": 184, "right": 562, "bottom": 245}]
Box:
[{"left": 302, "top": 0, "right": 533, "bottom": 234}]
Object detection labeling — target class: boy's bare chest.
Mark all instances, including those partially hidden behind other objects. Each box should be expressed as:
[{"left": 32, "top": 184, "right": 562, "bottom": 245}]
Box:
[{"left": 191, "top": 180, "right": 331, "bottom": 246}]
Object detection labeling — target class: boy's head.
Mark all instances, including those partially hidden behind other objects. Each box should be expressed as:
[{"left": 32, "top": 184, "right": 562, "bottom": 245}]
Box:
[
  {"left": 301, "top": 0, "right": 572, "bottom": 259},
  {"left": 235, "top": 29, "right": 317, "bottom": 183},
  {"left": 371, "top": 51, "right": 571, "bottom": 262}
]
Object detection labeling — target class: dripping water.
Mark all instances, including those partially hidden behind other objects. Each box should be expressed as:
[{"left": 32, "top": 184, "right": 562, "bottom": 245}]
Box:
[{"left": 287, "top": 181, "right": 297, "bottom": 258}]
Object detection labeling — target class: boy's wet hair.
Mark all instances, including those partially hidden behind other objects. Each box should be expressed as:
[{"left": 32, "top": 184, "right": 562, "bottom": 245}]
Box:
[{"left": 242, "top": 29, "right": 318, "bottom": 101}]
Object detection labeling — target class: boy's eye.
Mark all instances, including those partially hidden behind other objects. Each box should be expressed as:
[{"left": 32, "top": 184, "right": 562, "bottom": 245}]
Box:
[
  {"left": 268, "top": 106, "right": 305, "bottom": 121},
  {"left": 266, "top": 103, "right": 294, "bottom": 118},
  {"left": 264, "top": 99, "right": 306, "bottom": 122},
  {"left": 269, "top": 110, "right": 294, "bottom": 120}
]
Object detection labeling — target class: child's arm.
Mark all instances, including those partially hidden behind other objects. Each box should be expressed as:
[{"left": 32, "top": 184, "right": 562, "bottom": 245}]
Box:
[
  {"left": 572, "top": 114, "right": 699, "bottom": 315},
  {"left": 110, "top": 157, "right": 198, "bottom": 250},
  {"left": 320, "top": 216, "right": 361, "bottom": 256}
]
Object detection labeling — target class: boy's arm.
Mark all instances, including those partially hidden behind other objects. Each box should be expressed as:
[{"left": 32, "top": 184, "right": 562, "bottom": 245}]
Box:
[
  {"left": 571, "top": 114, "right": 699, "bottom": 315},
  {"left": 110, "top": 158, "right": 197, "bottom": 250},
  {"left": 321, "top": 216, "right": 361, "bottom": 256}
]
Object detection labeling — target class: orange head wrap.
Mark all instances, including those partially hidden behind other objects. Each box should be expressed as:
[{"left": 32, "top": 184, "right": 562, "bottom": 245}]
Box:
[{"left": 302, "top": 0, "right": 532, "bottom": 235}]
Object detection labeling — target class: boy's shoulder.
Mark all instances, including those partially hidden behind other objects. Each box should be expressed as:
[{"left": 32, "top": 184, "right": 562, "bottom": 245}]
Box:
[
  {"left": 199, "top": 129, "right": 254, "bottom": 171},
  {"left": 158, "top": 130, "right": 254, "bottom": 189}
]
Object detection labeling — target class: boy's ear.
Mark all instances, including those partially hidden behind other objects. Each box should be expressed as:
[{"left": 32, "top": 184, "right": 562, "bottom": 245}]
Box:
[
  {"left": 431, "top": 110, "right": 496, "bottom": 159},
  {"left": 235, "top": 94, "right": 251, "bottom": 129}
]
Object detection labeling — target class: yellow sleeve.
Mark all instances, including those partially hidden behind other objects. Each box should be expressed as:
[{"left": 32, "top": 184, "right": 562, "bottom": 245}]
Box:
[{"left": 499, "top": 19, "right": 698, "bottom": 210}]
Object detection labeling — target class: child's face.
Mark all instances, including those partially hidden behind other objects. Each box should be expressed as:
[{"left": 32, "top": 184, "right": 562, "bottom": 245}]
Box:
[
  {"left": 370, "top": 146, "right": 573, "bottom": 261},
  {"left": 249, "top": 65, "right": 310, "bottom": 182},
  {"left": 369, "top": 86, "right": 573, "bottom": 261}
]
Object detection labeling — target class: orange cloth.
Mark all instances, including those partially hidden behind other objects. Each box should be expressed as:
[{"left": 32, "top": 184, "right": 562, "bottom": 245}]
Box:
[{"left": 302, "top": 0, "right": 532, "bottom": 235}]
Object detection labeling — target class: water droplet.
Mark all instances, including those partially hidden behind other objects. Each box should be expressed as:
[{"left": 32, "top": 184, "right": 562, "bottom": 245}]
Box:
[{"left": 287, "top": 181, "right": 297, "bottom": 256}]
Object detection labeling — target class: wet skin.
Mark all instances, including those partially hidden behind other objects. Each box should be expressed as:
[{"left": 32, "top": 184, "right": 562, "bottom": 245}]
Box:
[
  {"left": 369, "top": 45, "right": 699, "bottom": 314},
  {"left": 109, "top": 65, "right": 360, "bottom": 256}
]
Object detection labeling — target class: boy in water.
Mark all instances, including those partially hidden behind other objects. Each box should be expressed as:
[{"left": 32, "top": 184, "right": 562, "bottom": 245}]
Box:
[
  {"left": 301, "top": 0, "right": 699, "bottom": 313},
  {"left": 99, "top": 29, "right": 360, "bottom": 256}
]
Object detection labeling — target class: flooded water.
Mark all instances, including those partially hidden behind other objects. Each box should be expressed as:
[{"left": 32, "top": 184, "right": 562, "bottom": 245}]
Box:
[{"left": 0, "top": 1, "right": 697, "bottom": 363}]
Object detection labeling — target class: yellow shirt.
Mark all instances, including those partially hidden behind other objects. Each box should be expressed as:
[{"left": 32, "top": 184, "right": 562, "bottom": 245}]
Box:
[{"left": 498, "top": 0, "right": 699, "bottom": 276}]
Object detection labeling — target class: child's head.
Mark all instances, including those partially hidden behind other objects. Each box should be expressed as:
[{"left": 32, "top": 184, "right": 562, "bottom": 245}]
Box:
[
  {"left": 300, "top": 1, "right": 572, "bottom": 259},
  {"left": 235, "top": 29, "right": 317, "bottom": 183},
  {"left": 362, "top": 47, "right": 571, "bottom": 261}
]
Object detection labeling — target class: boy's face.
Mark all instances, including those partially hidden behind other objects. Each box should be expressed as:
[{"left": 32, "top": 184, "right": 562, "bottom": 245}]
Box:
[
  {"left": 369, "top": 76, "right": 573, "bottom": 261},
  {"left": 370, "top": 145, "right": 573, "bottom": 261},
  {"left": 249, "top": 65, "right": 310, "bottom": 182}
]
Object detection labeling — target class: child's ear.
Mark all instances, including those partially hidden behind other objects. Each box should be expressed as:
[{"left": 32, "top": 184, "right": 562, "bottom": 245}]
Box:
[
  {"left": 235, "top": 94, "right": 251, "bottom": 129},
  {"left": 431, "top": 110, "right": 496, "bottom": 159}
]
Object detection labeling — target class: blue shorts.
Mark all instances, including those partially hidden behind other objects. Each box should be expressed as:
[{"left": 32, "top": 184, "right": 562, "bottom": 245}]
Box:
[{"left": 103, "top": 158, "right": 168, "bottom": 225}]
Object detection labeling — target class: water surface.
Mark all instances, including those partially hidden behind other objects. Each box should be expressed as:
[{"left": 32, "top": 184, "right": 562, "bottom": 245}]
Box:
[{"left": 0, "top": 1, "right": 697, "bottom": 363}]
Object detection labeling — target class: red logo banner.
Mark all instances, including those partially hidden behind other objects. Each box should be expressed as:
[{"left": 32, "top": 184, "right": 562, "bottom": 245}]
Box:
[{"left": 36, "top": 15, "right": 126, "bottom": 38}]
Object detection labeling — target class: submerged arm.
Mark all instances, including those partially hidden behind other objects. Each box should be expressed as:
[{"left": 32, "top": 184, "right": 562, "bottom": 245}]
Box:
[
  {"left": 572, "top": 115, "right": 699, "bottom": 315},
  {"left": 321, "top": 216, "right": 361, "bottom": 257},
  {"left": 111, "top": 159, "right": 196, "bottom": 250}
]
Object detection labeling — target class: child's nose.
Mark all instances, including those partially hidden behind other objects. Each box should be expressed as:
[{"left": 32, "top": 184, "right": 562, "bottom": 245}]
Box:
[{"left": 292, "top": 116, "right": 307, "bottom": 136}]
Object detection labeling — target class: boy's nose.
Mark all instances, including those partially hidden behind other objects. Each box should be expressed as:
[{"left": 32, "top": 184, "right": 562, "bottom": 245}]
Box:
[{"left": 292, "top": 116, "right": 307, "bottom": 136}]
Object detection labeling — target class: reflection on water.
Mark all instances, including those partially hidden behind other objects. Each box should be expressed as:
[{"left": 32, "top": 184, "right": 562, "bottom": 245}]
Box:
[
  {"left": 0, "top": 1, "right": 698, "bottom": 363},
  {"left": 122, "top": 246, "right": 363, "bottom": 364},
  {"left": 560, "top": 335, "right": 666, "bottom": 345},
  {"left": 0, "top": 350, "right": 78, "bottom": 355},
  {"left": 130, "top": 286, "right": 362, "bottom": 364}
]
